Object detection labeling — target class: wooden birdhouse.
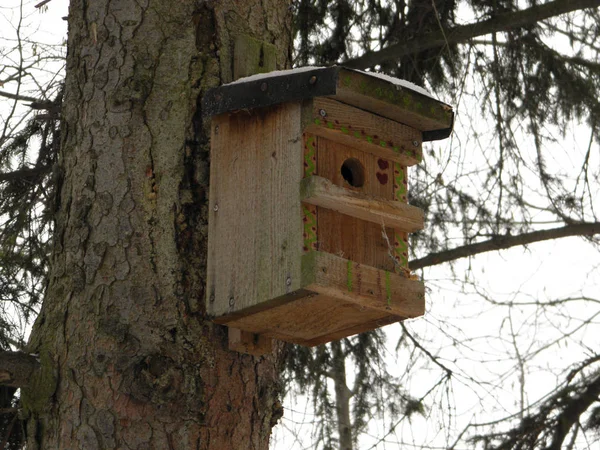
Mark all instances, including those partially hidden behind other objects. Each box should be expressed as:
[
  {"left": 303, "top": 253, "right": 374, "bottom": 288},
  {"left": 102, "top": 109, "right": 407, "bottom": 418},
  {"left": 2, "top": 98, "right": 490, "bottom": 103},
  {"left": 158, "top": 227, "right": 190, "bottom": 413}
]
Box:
[{"left": 202, "top": 66, "right": 453, "bottom": 354}]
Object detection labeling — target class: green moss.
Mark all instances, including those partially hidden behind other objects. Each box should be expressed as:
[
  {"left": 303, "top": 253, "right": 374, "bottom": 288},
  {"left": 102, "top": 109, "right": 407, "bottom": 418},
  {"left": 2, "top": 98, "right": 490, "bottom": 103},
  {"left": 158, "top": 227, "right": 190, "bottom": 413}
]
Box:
[
  {"left": 20, "top": 348, "right": 57, "bottom": 415},
  {"left": 340, "top": 69, "right": 454, "bottom": 126}
]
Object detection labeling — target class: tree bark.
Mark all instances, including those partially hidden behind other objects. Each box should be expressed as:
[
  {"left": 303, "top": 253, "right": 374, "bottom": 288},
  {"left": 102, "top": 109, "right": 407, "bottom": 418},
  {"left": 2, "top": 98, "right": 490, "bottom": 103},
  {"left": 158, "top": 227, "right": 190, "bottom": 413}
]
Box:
[
  {"left": 344, "top": 0, "right": 600, "bottom": 69},
  {"left": 22, "top": 1, "right": 292, "bottom": 449},
  {"left": 331, "top": 341, "right": 353, "bottom": 450}
]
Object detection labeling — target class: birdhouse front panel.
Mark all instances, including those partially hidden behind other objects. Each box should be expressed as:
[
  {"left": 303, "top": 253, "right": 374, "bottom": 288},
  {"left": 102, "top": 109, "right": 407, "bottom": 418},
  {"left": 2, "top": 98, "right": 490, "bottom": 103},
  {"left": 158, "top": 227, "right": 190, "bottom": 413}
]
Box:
[{"left": 202, "top": 67, "right": 454, "bottom": 348}]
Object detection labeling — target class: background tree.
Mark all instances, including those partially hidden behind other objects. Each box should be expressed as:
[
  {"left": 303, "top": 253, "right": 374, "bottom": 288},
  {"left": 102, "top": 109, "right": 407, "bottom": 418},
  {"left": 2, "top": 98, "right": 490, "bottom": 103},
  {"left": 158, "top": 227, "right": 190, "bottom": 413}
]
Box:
[
  {"left": 1, "top": 0, "right": 600, "bottom": 449},
  {"left": 280, "top": 0, "right": 600, "bottom": 448}
]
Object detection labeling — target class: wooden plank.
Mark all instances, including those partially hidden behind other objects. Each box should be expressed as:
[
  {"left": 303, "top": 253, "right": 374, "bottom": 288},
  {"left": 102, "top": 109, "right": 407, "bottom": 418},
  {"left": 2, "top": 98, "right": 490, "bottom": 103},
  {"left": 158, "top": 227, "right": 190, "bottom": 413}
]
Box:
[
  {"left": 206, "top": 102, "right": 304, "bottom": 318},
  {"left": 334, "top": 68, "right": 454, "bottom": 134},
  {"left": 301, "top": 315, "right": 403, "bottom": 347},
  {"left": 228, "top": 328, "right": 273, "bottom": 356},
  {"left": 217, "top": 251, "right": 423, "bottom": 346},
  {"left": 233, "top": 34, "right": 277, "bottom": 81},
  {"left": 222, "top": 291, "right": 390, "bottom": 341},
  {"left": 302, "top": 133, "right": 319, "bottom": 252},
  {"left": 302, "top": 251, "right": 425, "bottom": 318},
  {"left": 305, "top": 97, "right": 422, "bottom": 166},
  {"left": 316, "top": 138, "right": 396, "bottom": 271},
  {"left": 301, "top": 175, "right": 424, "bottom": 233}
]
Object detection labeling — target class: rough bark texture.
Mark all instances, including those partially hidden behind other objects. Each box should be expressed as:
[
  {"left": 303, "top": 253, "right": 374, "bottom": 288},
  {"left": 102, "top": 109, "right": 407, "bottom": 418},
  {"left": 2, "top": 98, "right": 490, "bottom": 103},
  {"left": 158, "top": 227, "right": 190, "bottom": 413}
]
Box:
[{"left": 22, "top": 1, "right": 292, "bottom": 449}]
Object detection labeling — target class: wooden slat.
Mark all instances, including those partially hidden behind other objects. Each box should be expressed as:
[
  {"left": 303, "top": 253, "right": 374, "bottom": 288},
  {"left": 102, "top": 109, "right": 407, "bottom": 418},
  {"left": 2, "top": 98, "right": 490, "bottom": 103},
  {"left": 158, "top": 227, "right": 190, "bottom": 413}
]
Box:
[
  {"left": 334, "top": 68, "right": 454, "bottom": 133},
  {"left": 228, "top": 328, "right": 273, "bottom": 356},
  {"left": 301, "top": 315, "right": 403, "bottom": 347},
  {"left": 315, "top": 138, "right": 396, "bottom": 271},
  {"left": 305, "top": 97, "right": 422, "bottom": 166},
  {"left": 216, "top": 251, "right": 424, "bottom": 345},
  {"left": 206, "top": 102, "right": 305, "bottom": 318},
  {"left": 302, "top": 251, "right": 425, "bottom": 318},
  {"left": 233, "top": 35, "right": 277, "bottom": 81},
  {"left": 223, "top": 292, "right": 390, "bottom": 342},
  {"left": 301, "top": 175, "right": 424, "bottom": 233}
]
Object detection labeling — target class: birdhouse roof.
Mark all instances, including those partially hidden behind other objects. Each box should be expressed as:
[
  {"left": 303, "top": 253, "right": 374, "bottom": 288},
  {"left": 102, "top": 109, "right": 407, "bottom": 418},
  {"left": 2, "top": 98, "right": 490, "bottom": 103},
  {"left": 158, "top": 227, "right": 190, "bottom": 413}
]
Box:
[{"left": 202, "top": 66, "right": 454, "bottom": 141}]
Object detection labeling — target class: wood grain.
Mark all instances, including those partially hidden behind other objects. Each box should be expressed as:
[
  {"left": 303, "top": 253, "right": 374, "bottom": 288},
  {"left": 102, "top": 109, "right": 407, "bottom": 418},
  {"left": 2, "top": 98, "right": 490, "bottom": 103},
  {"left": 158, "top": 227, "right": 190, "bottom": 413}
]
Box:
[
  {"left": 207, "top": 102, "right": 304, "bottom": 317},
  {"left": 301, "top": 175, "right": 424, "bottom": 233},
  {"left": 305, "top": 97, "right": 422, "bottom": 166}
]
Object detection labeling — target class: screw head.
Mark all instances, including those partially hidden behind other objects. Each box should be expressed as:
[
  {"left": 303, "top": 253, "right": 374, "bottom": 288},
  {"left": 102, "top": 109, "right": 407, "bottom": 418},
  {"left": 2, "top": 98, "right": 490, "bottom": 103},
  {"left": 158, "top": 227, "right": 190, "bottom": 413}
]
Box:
[
  {"left": 319, "top": 109, "right": 327, "bottom": 117},
  {"left": 412, "top": 140, "right": 419, "bottom": 147},
  {"left": 213, "top": 204, "right": 219, "bottom": 212},
  {"left": 260, "top": 82, "right": 268, "bottom": 92},
  {"left": 309, "top": 75, "right": 317, "bottom": 85}
]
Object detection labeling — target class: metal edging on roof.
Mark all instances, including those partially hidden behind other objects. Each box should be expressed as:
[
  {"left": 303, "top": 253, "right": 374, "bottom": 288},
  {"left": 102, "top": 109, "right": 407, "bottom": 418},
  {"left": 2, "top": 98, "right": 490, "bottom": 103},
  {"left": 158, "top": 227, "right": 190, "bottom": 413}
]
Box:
[{"left": 201, "top": 66, "right": 453, "bottom": 142}]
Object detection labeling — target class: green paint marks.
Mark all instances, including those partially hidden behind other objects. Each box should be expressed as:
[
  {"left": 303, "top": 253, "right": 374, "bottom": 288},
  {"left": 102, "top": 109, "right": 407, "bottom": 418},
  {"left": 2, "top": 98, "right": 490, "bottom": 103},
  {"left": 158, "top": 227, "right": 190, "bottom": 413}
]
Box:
[
  {"left": 394, "top": 233, "right": 408, "bottom": 267},
  {"left": 312, "top": 115, "right": 420, "bottom": 163},
  {"left": 394, "top": 162, "right": 407, "bottom": 201},
  {"left": 302, "top": 205, "right": 317, "bottom": 250},
  {"left": 385, "top": 271, "right": 392, "bottom": 307},
  {"left": 343, "top": 75, "right": 352, "bottom": 87},
  {"left": 304, "top": 135, "right": 316, "bottom": 177},
  {"left": 347, "top": 260, "right": 353, "bottom": 292}
]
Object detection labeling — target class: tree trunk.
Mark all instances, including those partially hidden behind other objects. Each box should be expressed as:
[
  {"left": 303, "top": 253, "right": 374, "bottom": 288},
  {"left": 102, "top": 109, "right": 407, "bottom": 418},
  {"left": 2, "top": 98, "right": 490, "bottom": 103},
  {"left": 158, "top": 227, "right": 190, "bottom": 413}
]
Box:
[
  {"left": 21, "top": 1, "right": 292, "bottom": 449},
  {"left": 331, "top": 341, "right": 353, "bottom": 450}
]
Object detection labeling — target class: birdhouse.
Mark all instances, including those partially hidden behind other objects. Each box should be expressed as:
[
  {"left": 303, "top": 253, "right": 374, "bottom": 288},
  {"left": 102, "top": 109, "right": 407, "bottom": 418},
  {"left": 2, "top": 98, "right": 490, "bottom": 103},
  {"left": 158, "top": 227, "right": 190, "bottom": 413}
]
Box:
[{"left": 202, "top": 66, "right": 453, "bottom": 353}]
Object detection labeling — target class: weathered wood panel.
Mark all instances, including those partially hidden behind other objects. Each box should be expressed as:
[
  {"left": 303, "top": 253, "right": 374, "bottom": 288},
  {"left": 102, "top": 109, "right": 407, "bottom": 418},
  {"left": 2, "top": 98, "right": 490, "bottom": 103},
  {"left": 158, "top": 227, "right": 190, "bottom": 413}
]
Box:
[
  {"left": 300, "top": 175, "right": 424, "bottom": 233},
  {"left": 207, "top": 102, "right": 304, "bottom": 317},
  {"left": 305, "top": 97, "right": 422, "bottom": 165},
  {"left": 215, "top": 252, "right": 424, "bottom": 346},
  {"left": 315, "top": 138, "right": 396, "bottom": 271}
]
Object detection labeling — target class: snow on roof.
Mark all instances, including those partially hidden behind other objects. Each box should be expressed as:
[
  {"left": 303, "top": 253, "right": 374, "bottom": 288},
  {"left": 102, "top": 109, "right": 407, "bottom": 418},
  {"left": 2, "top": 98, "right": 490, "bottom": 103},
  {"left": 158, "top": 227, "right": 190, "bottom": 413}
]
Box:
[
  {"left": 226, "top": 66, "right": 325, "bottom": 85},
  {"left": 355, "top": 69, "right": 435, "bottom": 99},
  {"left": 226, "top": 66, "right": 436, "bottom": 99}
]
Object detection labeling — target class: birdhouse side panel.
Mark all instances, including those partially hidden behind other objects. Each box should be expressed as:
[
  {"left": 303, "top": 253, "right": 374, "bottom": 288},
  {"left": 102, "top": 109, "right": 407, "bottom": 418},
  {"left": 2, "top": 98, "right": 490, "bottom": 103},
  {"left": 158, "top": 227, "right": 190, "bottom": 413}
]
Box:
[{"left": 207, "top": 103, "right": 305, "bottom": 318}]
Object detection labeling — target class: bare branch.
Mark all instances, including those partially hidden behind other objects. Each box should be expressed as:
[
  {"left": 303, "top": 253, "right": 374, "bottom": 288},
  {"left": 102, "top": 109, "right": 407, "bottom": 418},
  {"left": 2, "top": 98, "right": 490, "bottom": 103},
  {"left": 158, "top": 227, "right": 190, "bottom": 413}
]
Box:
[
  {"left": 410, "top": 222, "right": 600, "bottom": 270},
  {"left": 344, "top": 0, "right": 600, "bottom": 69},
  {"left": 0, "top": 89, "right": 42, "bottom": 104}
]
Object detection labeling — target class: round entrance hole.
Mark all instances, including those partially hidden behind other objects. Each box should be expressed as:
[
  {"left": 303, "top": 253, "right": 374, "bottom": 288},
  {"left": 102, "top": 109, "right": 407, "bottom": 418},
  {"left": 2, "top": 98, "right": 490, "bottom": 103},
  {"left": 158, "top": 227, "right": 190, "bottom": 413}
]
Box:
[{"left": 340, "top": 158, "right": 365, "bottom": 187}]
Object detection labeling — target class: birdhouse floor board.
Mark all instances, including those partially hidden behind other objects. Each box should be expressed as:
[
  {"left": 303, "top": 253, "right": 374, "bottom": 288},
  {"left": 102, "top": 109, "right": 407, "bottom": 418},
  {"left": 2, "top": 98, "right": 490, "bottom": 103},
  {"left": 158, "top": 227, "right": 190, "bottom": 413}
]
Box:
[
  {"left": 307, "top": 97, "right": 422, "bottom": 166},
  {"left": 213, "top": 252, "right": 424, "bottom": 346},
  {"left": 300, "top": 175, "right": 424, "bottom": 233}
]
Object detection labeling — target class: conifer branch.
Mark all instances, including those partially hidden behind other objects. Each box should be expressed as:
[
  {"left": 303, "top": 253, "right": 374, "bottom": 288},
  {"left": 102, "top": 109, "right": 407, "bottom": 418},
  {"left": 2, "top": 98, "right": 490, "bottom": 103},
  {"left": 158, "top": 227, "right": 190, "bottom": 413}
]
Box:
[
  {"left": 344, "top": 0, "right": 600, "bottom": 69},
  {"left": 0, "top": 166, "right": 50, "bottom": 184},
  {"left": 410, "top": 222, "right": 600, "bottom": 270}
]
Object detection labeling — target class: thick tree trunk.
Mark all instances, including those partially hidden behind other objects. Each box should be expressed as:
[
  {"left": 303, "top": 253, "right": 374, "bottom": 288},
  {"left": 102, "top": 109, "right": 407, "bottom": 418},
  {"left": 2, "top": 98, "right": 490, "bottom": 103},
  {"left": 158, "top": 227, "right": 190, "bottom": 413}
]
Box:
[{"left": 21, "top": 1, "right": 292, "bottom": 449}]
